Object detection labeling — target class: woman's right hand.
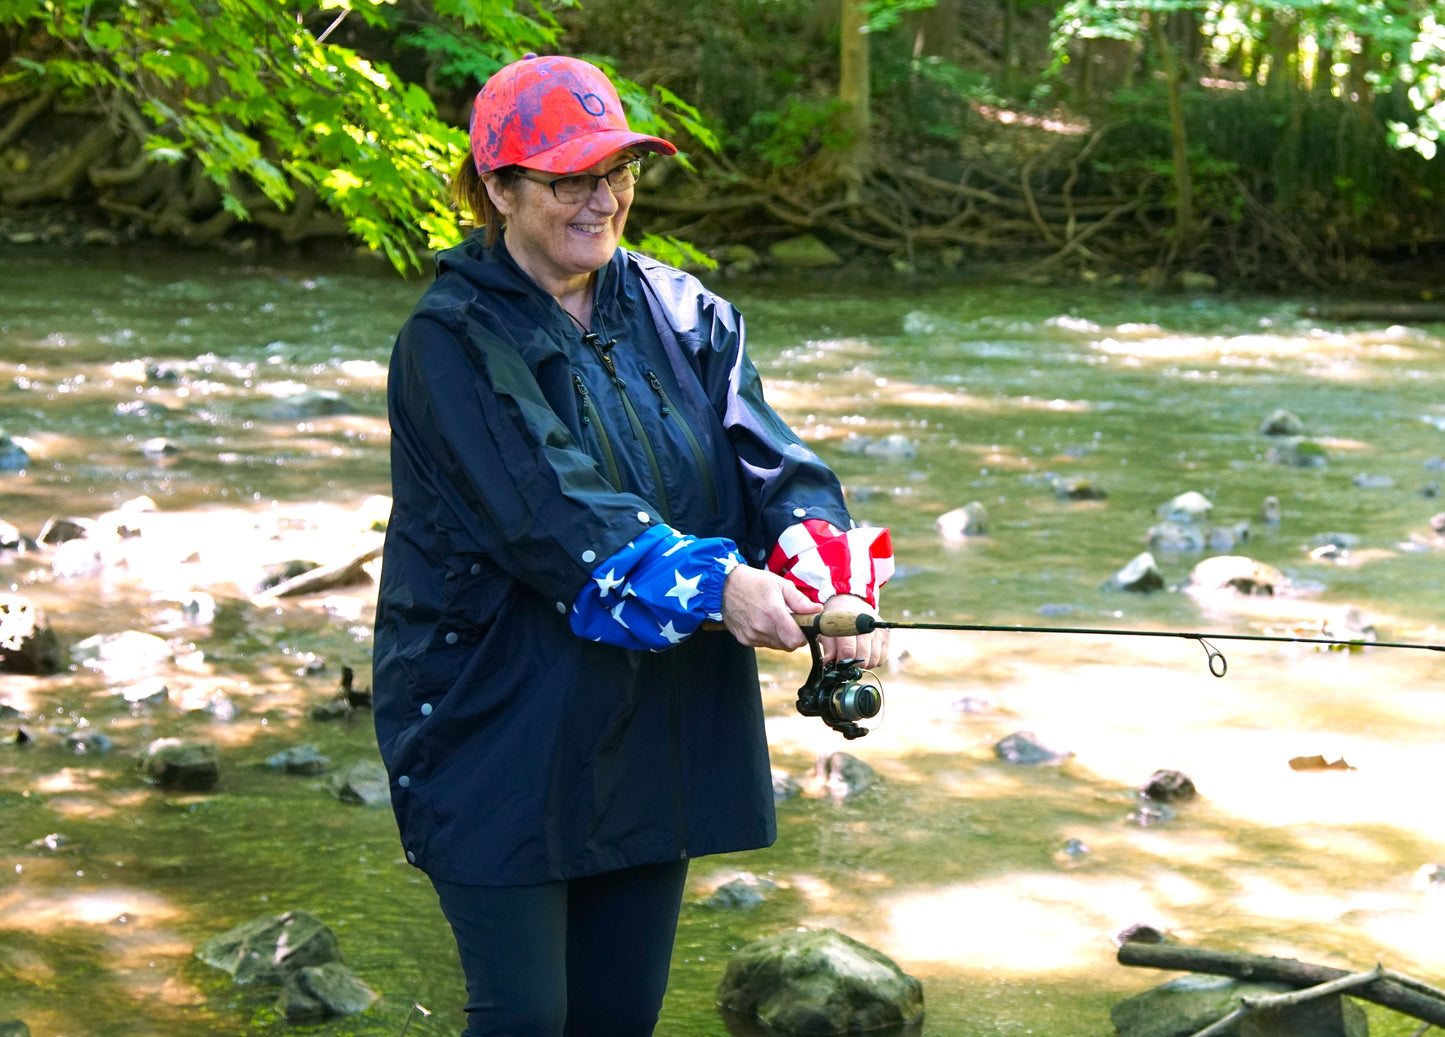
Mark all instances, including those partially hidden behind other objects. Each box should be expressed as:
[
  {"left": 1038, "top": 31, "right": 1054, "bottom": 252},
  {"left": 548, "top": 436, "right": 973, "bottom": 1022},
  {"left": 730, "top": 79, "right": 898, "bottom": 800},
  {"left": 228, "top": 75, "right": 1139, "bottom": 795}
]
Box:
[{"left": 720, "top": 565, "right": 822, "bottom": 652}]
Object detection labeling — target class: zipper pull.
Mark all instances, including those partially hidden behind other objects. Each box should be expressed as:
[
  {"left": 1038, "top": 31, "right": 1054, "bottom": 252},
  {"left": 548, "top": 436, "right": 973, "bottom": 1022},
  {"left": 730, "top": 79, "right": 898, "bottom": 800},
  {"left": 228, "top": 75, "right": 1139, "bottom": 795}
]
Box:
[
  {"left": 573, "top": 375, "right": 592, "bottom": 423},
  {"left": 644, "top": 371, "right": 670, "bottom": 415}
]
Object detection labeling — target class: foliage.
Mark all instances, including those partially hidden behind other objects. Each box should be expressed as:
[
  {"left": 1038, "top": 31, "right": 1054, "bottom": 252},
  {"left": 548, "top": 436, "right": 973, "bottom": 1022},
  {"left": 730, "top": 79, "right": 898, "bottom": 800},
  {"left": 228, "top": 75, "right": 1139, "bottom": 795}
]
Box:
[
  {"left": 1387, "top": 12, "right": 1445, "bottom": 159},
  {"left": 862, "top": 0, "right": 938, "bottom": 33},
  {"left": 0, "top": 0, "right": 720, "bottom": 272},
  {"left": 1049, "top": 0, "right": 1445, "bottom": 163},
  {"left": 745, "top": 97, "right": 853, "bottom": 169}
]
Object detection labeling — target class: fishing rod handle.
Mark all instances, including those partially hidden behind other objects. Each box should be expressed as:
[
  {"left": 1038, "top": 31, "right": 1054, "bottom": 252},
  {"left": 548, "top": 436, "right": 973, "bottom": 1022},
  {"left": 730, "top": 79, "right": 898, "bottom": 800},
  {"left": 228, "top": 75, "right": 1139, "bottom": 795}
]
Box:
[
  {"left": 699, "top": 612, "right": 879, "bottom": 636},
  {"left": 794, "top": 611, "right": 879, "bottom": 636}
]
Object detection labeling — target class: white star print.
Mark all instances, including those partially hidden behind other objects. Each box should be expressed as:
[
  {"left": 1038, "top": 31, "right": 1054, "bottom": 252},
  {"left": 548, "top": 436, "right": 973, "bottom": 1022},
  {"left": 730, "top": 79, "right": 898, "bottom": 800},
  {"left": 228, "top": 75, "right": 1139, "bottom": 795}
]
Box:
[
  {"left": 610, "top": 600, "right": 630, "bottom": 629},
  {"left": 665, "top": 569, "right": 702, "bottom": 610},
  {"left": 715, "top": 554, "right": 740, "bottom": 574},
  {"left": 658, "top": 620, "right": 686, "bottom": 645},
  {"left": 594, "top": 568, "right": 625, "bottom": 597},
  {"left": 662, "top": 536, "right": 695, "bottom": 557}
]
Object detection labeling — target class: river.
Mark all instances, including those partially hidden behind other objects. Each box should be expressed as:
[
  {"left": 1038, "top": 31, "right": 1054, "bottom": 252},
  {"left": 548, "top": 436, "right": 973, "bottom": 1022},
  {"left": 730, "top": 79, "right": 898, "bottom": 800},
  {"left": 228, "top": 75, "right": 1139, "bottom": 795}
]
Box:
[{"left": 2, "top": 244, "right": 1443, "bottom": 1036}]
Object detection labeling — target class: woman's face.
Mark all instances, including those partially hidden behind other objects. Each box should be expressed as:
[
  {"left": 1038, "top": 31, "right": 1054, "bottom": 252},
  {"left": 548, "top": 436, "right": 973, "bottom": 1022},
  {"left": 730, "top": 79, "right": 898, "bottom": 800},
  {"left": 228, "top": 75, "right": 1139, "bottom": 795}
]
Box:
[{"left": 485, "top": 150, "right": 636, "bottom": 294}]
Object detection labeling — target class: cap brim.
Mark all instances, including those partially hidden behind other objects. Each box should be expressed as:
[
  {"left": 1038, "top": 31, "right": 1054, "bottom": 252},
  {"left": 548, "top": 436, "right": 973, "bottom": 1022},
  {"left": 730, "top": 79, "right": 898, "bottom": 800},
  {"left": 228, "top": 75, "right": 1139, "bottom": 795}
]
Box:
[{"left": 520, "top": 130, "right": 677, "bottom": 174}]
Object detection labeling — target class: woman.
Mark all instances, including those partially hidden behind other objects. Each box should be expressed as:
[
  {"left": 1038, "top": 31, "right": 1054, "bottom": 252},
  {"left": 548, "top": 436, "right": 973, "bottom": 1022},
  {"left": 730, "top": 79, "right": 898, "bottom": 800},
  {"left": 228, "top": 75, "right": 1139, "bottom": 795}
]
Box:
[{"left": 373, "top": 54, "right": 893, "bottom": 1036}]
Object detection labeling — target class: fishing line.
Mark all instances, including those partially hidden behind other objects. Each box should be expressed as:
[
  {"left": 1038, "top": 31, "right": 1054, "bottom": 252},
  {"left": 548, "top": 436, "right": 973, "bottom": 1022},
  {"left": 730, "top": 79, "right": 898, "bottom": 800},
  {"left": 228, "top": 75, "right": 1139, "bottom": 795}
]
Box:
[{"left": 796, "top": 612, "right": 1445, "bottom": 679}]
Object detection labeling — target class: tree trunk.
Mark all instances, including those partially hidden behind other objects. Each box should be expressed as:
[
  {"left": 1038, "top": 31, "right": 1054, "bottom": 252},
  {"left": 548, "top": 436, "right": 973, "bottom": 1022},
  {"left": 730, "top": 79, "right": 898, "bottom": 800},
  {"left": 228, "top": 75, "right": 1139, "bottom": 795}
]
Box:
[
  {"left": 1001, "top": 0, "right": 1016, "bottom": 92},
  {"left": 837, "top": 0, "right": 872, "bottom": 185},
  {"left": 1348, "top": 35, "right": 1373, "bottom": 123},
  {"left": 1150, "top": 12, "right": 1192, "bottom": 259},
  {"left": 917, "top": 0, "right": 961, "bottom": 62}
]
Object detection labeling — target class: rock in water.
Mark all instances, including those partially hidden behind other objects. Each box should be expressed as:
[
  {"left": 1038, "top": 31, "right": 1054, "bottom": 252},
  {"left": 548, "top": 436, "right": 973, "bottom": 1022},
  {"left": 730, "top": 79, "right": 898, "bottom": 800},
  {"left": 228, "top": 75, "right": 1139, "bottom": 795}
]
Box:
[
  {"left": 140, "top": 738, "right": 219, "bottom": 791},
  {"left": 995, "top": 731, "right": 1074, "bottom": 765},
  {"left": 717, "top": 928, "right": 923, "bottom": 1033},
  {"left": 276, "top": 962, "right": 377, "bottom": 1022},
  {"left": 196, "top": 910, "right": 342, "bottom": 986},
  {"left": 0, "top": 594, "right": 64, "bottom": 675}
]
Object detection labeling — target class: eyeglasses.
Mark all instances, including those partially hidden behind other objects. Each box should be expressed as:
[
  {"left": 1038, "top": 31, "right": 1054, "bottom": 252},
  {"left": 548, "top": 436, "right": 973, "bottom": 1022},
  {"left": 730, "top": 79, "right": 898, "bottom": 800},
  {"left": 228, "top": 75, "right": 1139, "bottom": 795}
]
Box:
[{"left": 514, "top": 159, "right": 642, "bottom": 204}]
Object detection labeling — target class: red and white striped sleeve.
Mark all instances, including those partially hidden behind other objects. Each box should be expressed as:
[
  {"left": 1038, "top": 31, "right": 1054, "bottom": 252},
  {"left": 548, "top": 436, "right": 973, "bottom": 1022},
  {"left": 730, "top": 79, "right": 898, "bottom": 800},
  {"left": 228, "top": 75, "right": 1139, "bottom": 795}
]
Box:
[{"left": 765, "top": 518, "right": 894, "bottom": 608}]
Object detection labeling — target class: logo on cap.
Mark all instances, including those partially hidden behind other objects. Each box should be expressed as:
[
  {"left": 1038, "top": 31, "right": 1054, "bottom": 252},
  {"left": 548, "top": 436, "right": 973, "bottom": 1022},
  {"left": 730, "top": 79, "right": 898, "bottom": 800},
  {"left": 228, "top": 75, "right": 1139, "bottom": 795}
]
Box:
[{"left": 575, "top": 92, "right": 607, "bottom": 117}]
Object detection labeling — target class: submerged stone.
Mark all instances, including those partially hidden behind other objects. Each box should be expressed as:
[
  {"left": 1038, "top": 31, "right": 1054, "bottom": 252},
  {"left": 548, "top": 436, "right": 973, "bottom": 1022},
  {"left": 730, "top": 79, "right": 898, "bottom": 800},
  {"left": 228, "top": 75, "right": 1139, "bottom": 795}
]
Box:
[
  {"left": 803, "top": 752, "right": 876, "bottom": 802},
  {"left": 995, "top": 731, "right": 1073, "bottom": 765}
]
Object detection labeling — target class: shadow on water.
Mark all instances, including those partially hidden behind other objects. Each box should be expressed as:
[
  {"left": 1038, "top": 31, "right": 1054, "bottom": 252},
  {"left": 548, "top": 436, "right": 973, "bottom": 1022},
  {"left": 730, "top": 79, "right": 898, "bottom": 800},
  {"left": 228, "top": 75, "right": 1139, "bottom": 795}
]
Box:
[{"left": 3, "top": 248, "right": 1445, "bottom": 1035}]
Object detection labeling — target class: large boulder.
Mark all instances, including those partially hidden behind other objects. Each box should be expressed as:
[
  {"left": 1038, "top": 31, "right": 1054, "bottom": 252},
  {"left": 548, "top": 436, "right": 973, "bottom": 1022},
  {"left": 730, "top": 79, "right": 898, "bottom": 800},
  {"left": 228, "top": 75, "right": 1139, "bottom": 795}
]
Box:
[
  {"left": 196, "top": 910, "right": 342, "bottom": 986},
  {"left": 717, "top": 928, "right": 924, "bottom": 1034},
  {"left": 0, "top": 594, "right": 64, "bottom": 675},
  {"left": 768, "top": 234, "right": 842, "bottom": 268}
]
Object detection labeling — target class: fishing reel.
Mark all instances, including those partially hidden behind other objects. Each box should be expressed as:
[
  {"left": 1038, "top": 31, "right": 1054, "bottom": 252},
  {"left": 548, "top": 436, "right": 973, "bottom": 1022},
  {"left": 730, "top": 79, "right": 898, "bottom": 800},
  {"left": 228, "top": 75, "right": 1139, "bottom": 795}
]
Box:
[{"left": 795, "top": 634, "right": 883, "bottom": 740}]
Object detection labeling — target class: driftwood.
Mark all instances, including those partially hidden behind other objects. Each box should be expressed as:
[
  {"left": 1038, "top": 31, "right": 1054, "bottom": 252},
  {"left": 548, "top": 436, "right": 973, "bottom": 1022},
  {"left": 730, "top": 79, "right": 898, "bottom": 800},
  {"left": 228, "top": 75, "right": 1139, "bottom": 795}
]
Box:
[
  {"left": 1188, "top": 965, "right": 1384, "bottom": 1037},
  {"left": 1117, "top": 942, "right": 1445, "bottom": 1027},
  {"left": 261, "top": 543, "right": 383, "bottom": 600},
  {"left": 1307, "top": 302, "right": 1445, "bottom": 323}
]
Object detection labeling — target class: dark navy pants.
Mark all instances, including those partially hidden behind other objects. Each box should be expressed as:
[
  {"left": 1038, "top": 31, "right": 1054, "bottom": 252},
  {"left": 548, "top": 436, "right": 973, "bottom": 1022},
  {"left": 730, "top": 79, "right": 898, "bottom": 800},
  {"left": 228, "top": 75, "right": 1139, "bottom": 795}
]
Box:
[{"left": 431, "top": 860, "right": 690, "bottom": 1037}]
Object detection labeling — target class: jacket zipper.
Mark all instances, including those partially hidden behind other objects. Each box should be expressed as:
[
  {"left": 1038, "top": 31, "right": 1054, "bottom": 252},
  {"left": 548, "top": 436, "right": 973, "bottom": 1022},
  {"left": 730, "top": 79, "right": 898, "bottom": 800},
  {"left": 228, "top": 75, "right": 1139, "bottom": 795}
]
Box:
[
  {"left": 586, "top": 333, "right": 674, "bottom": 525},
  {"left": 573, "top": 375, "right": 622, "bottom": 491},
  {"left": 644, "top": 370, "right": 718, "bottom": 516}
]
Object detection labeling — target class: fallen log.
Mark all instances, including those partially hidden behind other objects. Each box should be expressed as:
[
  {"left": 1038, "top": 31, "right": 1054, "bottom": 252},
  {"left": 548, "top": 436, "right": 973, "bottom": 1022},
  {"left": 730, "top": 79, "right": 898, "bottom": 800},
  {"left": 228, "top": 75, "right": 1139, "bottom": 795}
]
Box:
[
  {"left": 1307, "top": 302, "right": 1445, "bottom": 323},
  {"left": 1117, "top": 942, "right": 1445, "bottom": 1027}
]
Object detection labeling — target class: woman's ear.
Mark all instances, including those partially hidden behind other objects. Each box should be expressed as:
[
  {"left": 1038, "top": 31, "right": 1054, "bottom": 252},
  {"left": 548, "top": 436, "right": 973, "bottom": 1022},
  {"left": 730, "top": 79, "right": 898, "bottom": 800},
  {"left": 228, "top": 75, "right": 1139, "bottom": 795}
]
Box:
[{"left": 481, "top": 173, "right": 515, "bottom": 219}]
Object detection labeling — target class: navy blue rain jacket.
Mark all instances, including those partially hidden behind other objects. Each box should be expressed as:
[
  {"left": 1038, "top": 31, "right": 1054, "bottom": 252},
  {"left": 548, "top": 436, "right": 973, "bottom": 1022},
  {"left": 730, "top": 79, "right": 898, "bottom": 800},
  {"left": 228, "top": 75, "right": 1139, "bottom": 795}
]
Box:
[{"left": 373, "top": 233, "right": 854, "bottom": 885}]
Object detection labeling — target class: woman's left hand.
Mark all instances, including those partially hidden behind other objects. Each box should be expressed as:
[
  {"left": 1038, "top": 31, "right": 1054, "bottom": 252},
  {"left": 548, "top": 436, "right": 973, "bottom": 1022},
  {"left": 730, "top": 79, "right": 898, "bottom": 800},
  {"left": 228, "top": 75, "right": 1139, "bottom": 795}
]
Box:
[{"left": 817, "top": 593, "right": 889, "bottom": 670}]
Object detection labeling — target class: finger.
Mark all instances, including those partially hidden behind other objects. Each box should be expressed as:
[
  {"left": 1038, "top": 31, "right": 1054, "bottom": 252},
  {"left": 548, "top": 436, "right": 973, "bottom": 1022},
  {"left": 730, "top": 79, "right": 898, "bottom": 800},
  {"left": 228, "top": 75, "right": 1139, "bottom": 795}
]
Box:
[{"left": 780, "top": 581, "right": 823, "bottom": 615}]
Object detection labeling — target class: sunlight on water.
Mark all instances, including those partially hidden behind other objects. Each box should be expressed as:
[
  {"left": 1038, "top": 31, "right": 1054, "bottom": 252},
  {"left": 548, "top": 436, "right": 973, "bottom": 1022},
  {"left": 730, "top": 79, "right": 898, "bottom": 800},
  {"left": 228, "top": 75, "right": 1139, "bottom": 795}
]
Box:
[{"left": 3, "top": 251, "right": 1445, "bottom": 1035}]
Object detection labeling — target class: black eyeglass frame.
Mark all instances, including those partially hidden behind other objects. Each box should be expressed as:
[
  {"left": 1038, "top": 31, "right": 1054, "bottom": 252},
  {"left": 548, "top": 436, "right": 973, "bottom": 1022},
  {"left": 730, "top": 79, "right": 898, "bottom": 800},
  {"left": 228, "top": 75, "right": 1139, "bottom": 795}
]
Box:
[{"left": 512, "top": 158, "right": 643, "bottom": 203}]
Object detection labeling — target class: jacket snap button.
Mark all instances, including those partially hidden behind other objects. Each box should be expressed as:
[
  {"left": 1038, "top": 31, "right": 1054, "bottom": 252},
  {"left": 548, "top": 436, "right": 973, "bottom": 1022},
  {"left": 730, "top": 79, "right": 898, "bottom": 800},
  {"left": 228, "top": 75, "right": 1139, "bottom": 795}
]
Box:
[
  {"left": 470, "top": 563, "right": 481, "bottom": 575},
  {"left": 406, "top": 850, "right": 416, "bottom": 863},
  {"left": 792, "top": 507, "right": 806, "bottom": 517},
  {"left": 555, "top": 601, "right": 567, "bottom": 614},
  {"left": 398, "top": 775, "right": 411, "bottom": 788},
  {"left": 444, "top": 631, "right": 458, "bottom": 645},
  {"left": 420, "top": 703, "right": 433, "bottom": 716},
  {"left": 581, "top": 549, "right": 596, "bottom": 563},
  {"left": 637, "top": 511, "right": 650, "bottom": 523}
]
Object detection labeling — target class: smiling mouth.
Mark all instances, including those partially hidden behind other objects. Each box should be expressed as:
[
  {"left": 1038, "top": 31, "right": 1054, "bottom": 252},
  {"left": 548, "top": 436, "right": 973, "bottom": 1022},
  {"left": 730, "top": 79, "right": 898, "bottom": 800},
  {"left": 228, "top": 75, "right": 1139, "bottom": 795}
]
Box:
[{"left": 571, "top": 222, "right": 608, "bottom": 236}]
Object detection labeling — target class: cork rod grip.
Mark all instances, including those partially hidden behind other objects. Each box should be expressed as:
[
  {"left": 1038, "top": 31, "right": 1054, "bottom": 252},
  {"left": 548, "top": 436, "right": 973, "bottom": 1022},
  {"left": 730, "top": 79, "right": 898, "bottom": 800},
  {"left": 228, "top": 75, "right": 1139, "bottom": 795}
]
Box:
[{"left": 793, "top": 611, "right": 878, "bottom": 636}]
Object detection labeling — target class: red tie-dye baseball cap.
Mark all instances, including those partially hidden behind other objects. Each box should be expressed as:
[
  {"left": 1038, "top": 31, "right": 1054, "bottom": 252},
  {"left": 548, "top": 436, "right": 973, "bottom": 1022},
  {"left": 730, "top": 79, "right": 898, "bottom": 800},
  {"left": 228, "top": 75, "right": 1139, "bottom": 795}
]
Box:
[{"left": 469, "top": 54, "right": 678, "bottom": 175}]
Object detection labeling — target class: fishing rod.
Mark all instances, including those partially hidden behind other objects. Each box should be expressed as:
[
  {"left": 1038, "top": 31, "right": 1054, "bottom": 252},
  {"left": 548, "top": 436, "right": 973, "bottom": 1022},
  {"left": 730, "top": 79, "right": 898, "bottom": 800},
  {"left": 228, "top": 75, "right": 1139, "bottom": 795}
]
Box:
[{"left": 787, "top": 611, "right": 1445, "bottom": 740}]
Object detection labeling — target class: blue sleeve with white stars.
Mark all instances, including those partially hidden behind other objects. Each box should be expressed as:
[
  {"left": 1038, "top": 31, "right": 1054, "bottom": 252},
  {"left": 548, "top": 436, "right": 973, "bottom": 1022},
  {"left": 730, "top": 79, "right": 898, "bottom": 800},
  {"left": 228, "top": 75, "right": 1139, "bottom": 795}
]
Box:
[{"left": 569, "top": 524, "right": 743, "bottom": 651}]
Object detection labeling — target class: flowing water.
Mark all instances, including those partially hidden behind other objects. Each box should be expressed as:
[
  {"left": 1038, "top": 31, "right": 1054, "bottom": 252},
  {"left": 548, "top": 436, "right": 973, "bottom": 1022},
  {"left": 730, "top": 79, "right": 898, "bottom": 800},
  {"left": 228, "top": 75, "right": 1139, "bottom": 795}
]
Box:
[{"left": 2, "top": 245, "right": 1444, "bottom": 1036}]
